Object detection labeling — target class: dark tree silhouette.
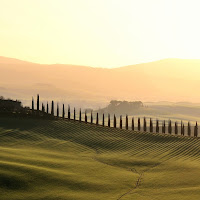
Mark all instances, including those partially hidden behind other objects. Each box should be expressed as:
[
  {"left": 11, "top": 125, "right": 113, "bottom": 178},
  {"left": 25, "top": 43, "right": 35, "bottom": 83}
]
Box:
[
  {"left": 85, "top": 110, "right": 87, "bottom": 123},
  {"left": 194, "top": 122, "right": 198, "bottom": 137},
  {"left": 168, "top": 120, "right": 172, "bottom": 134},
  {"left": 150, "top": 118, "right": 153, "bottom": 133},
  {"left": 162, "top": 120, "right": 166, "bottom": 134},
  {"left": 47, "top": 102, "right": 49, "bottom": 114},
  {"left": 126, "top": 115, "right": 128, "bottom": 130},
  {"left": 91, "top": 111, "right": 93, "bottom": 124},
  {"left": 96, "top": 112, "right": 99, "bottom": 125},
  {"left": 175, "top": 122, "right": 178, "bottom": 135},
  {"left": 32, "top": 97, "right": 34, "bottom": 110},
  {"left": 37, "top": 94, "right": 39, "bottom": 111},
  {"left": 143, "top": 117, "right": 146, "bottom": 132},
  {"left": 120, "top": 115, "right": 122, "bottom": 129},
  {"left": 138, "top": 118, "right": 140, "bottom": 131},
  {"left": 62, "top": 104, "right": 65, "bottom": 119},
  {"left": 132, "top": 117, "right": 134, "bottom": 131},
  {"left": 114, "top": 114, "right": 116, "bottom": 128},
  {"left": 74, "top": 108, "right": 76, "bottom": 120},
  {"left": 51, "top": 101, "right": 54, "bottom": 116},
  {"left": 156, "top": 119, "right": 159, "bottom": 133},
  {"left": 108, "top": 114, "right": 110, "bottom": 127},
  {"left": 188, "top": 122, "right": 191, "bottom": 136},
  {"left": 42, "top": 103, "right": 45, "bottom": 112},
  {"left": 68, "top": 105, "right": 70, "bottom": 120},
  {"left": 102, "top": 113, "right": 105, "bottom": 126},
  {"left": 79, "top": 109, "right": 81, "bottom": 122},
  {"left": 182, "top": 124, "right": 185, "bottom": 136},
  {"left": 181, "top": 121, "right": 183, "bottom": 135},
  {"left": 57, "top": 103, "right": 59, "bottom": 117}
]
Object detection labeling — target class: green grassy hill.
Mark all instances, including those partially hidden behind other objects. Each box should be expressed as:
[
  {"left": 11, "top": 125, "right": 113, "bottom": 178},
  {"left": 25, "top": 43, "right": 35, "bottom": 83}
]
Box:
[{"left": 0, "top": 117, "right": 200, "bottom": 200}]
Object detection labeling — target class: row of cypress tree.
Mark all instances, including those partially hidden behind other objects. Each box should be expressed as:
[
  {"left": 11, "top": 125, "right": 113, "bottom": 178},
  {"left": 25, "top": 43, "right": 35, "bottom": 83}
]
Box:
[{"left": 32, "top": 95, "right": 198, "bottom": 137}]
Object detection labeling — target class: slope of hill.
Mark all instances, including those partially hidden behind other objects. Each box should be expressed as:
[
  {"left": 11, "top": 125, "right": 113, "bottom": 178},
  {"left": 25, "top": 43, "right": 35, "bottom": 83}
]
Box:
[
  {"left": 0, "top": 117, "right": 200, "bottom": 200},
  {"left": 0, "top": 56, "right": 200, "bottom": 108}
]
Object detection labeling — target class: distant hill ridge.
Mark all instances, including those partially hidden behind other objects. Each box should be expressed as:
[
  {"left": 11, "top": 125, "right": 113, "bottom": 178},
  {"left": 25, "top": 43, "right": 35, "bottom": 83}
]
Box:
[{"left": 0, "top": 56, "right": 200, "bottom": 106}]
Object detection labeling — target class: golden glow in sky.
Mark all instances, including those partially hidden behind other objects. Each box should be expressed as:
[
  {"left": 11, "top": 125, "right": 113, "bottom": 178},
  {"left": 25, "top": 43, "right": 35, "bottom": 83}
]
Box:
[{"left": 1, "top": 0, "right": 200, "bottom": 68}]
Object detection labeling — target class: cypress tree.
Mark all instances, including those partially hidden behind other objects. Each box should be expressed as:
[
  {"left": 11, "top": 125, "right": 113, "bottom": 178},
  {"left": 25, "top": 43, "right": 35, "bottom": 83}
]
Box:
[
  {"left": 126, "top": 115, "right": 128, "bottom": 130},
  {"left": 138, "top": 118, "right": 140, "bottom": 131},
  {"left": 182, "top": 124, "right": 185, "bottom": 136},
  {"left": 37, "top": 94, "right": 39, "bottom": 111},
  {"left": 47, "top": 102, "right": 49, "bottom": 114},
  {"left": 156, "top": 119, "right": 159, "bottom": 133},
  {"left": 150, "top": 118, "right": 153, "bottom": 133},
  {"left": 113, "top": 114, "right": 116, "bottom": 128},
  {"left": 102, "top": 113, "right": 105, "bottom": 126},
  {"left": 32, "top": 97, "right": 34, "bottom": 110},
  {"left": 62, "top": 104, "right": 65, "bottom": 119},
  {"left": 51, "top": 101, "right": 54, "bottom": 116},
  {"left": 120, "top": 115, "right": 122, "bottom": 129},
  {"left": 85, "top": 110, "right": 87, "bottom": 123},
  {"left": 57, "top": 103, "right": 59, "bottom": 117},
  {"left": 108, "top": 114, "right": 110, "bottom": 127},
  {"left": 188, "top": 122, "right": 191, "bottom": 136},
  {"left": 74, "top": 107, "right": 76, "bottom": 120},
  {"left": 91, "top": 111, "right": 93, "bottom": 124},
  {"left": 168, "top": 120, "right": 172, "bottom": 134},
  {"left": 79, "top": 109, "right": 81, "bottom": 122},
  {"left": 42, "top": 103, "right": 45, "bottom": 112},
  {"left": 175, "top": 122, "right": 178, "bottom": 135},
  {"left": 96, "top": 112, "right": 99, "bottom": 125},
  {"left": 132, "top": 117, "right": 134, "bottom": 131},
  {"left": 68, "top": 105, "right": 70, "bottom": 120},
  {"left": 162, "top": 120, "right": 166, "bottom": 134},
  {"left": 181, "top": 121, "right": 183, "bottom": 135},
  {"left": 194, "top": 122, "right": 198, "bottom": 137},
  {"left": 143, "top": 117, "right": 146, "bottom": 132}
]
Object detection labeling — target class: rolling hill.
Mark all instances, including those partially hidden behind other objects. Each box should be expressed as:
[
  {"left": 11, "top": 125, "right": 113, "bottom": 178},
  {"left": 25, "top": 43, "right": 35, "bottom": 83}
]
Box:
[
  {"left": 0, "top": 56, "right": 200, "bottom": 108},
  {"left": 1, "top": 116, "right": 200, "bottom": 199}
]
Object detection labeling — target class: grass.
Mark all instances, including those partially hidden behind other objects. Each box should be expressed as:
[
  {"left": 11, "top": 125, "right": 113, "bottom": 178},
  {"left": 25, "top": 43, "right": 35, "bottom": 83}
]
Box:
[{"left": 0, "top": 117, "right": 200, "bottom": 200}]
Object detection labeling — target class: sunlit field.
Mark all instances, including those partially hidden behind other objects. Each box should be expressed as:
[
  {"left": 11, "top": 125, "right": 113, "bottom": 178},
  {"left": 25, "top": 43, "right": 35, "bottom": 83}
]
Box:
[{"left": 0, "top": 117, "right": 200, "bottom": 200}]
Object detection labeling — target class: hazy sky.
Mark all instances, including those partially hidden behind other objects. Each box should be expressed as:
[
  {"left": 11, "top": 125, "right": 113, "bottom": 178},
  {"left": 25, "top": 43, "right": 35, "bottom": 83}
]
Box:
[{"left": 1, "top": 0, "right": 200, "bottom": 68}]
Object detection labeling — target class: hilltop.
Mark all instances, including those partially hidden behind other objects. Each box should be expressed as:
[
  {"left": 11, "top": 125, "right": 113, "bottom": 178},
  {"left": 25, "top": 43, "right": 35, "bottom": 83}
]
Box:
[
  {"left": 0, "top": 116, "right": 200, "bottom": 199},
  {"left": 0, "top": 56, "right": 200, "bottom": 107}
]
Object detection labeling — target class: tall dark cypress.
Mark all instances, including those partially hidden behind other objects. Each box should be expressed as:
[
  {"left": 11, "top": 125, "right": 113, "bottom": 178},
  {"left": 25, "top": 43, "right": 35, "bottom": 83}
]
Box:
[
  {"left": 132, "top": 117, "right": 134, "bottom": 131},
  {"left": 126, "top": 115, "right": 128, "bottom": 130},
  {"left": 68, "top": 105, "right": 70, "bottom": 120},
  {"left": 181, "top": 121, "right": 183, "bottom": 135},
  {"left": 114, "top": 114, "right": 116, "bottom": 128},
  {"left": 108, "top": 114, "right": 110, "bottom": 127},
  {"left": 32, "top": 97, "right": 34, "bottom": 110},
  {"left": 182, "top": 124, "right": 185, "bottom": 136},
  {"left": 51, "top": 101, "right": 54, "bottom": 116},
  {"left": 162, "top": 120, "right": 166, "bottom": 134},
  {"left": 91, "top": 111, "right": 93, "bottom": 124},
  {"left": 96, "top": 112, "right": 99, "bottom": 125},
  {"left": 85, "top": 110, "right": 87, "bottom": 123},
  {"left": 102, "top": 113, "right": 105, "bottom": 126},
  {"left": 120, "top": 115, "right": 122, "bottom": 129},
  {"left": 188, "top": 122, "right": 191, "bottom": 136},
  {"left": 168, "top": 120, "right": 172, "bottom": 134},
  {"left": 37, "top": 94, "right": 40, "bottom": 111},
  {"left": 194, "top": 122, "right": 198, "bottom": 137},
  {"left": 156, "top": 119, "right": 159, "bottom": 133},
  {"left": 79, "top": 109, "right": 81, "bottom": 122},
  {"left": 57, "top": 103, "right": 59, "bottom": 117},
  {"left": 143, "top": 117, "right": 146, "bottom": 132},
  {"left": 42, "top": 103, "right": 45, "bottom": 112},
  {"left": 150, "top": 118, "right": 153, "bottom": 133},
  {"left": 74, "top": 107, "right": 76, "bottom": 120},
  {"left": 62, "top": 104, "right": 65, "bottom": 119},
  {"left": 138, "top": 118, "right": 140, "bottom": 131},
  {"left": 47, "top": 102, "right": 49, "bottom": 114},
  {"left": 175, "top": 122, "right": 178, "bottom": 135}
]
